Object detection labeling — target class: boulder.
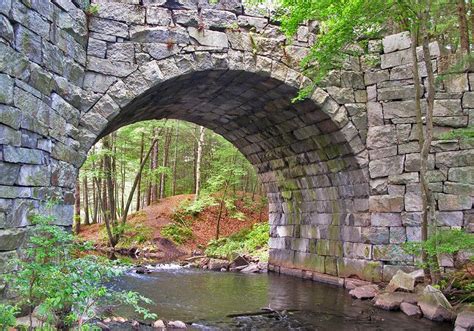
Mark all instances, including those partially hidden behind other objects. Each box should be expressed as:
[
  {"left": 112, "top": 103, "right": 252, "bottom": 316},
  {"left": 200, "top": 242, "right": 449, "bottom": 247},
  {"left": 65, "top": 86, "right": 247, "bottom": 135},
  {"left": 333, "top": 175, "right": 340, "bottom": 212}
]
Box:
[
  {"left": 400, "top": 302, "right": 422, "bottom": 318},
  {"left": 230, "top": 255, "right": 249, "bottom": 268},
  {"left": 153, "top": 319, "right": 165, "bottom": 328},
  {"left": 418, "top": 285, "right": 455, "bottom": 322},
  {"left": 349, "top": 284, "right": 379, "bottom": 299},
  {"left": 386, "top": 269, "right": 417, "bottom": 292},
  {"left": 240, "top": 263, "right": 260, "bottom": 273},
  {"left": 374, "top": 292, "right": 418, "bottom": 310},
  {"left": 208, "top": 258, "right": 228, "bottom": 271},
  {"left": 455, "top": 310, "right": 474, "bottom": 331},
  {"left": 168, "top": 320, "right": 187, "bottom": 328},
  {"left": 344, "top": 278, "right": 372, "bottom": 290}
]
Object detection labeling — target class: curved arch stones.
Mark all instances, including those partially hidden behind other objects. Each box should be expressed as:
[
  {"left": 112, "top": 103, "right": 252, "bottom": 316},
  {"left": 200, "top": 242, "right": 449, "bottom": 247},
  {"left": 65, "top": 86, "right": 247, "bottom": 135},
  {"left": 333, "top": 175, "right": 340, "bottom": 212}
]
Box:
[{"left": 0, "top": 0, "right": 472, "bottom": 286}]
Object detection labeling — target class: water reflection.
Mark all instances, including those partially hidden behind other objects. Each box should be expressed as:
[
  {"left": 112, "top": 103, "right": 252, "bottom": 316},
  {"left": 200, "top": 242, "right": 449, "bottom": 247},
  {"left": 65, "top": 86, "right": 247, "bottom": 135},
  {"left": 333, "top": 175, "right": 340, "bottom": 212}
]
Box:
[{"left": 111, "top": 266, "right": 451, "bottom": 330}]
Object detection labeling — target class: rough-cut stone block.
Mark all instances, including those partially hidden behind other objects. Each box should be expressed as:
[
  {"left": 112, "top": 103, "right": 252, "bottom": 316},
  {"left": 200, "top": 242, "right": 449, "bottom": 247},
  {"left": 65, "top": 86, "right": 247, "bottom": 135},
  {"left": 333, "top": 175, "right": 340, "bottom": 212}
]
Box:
[
  {"left": 436, "top": 150, "right": 474, "bottom": 168},
  {"left": 369, "top": 155, "right": 404, "bottom": 178},
  {"left": 373, "top": 244, "right": 412, "bottom": 262},
  {"left": 0, "top": 73, "right": 13, "bottom": 105},
  {"left": 337, "top": 258, "right": 383, "bottom": 282},
  {"left": 369, "top": 195, "right": 404, "bottom": 212},
  {"left": 382, "top": 31, "right": 411, "bottom": 53},
  {"left": 367, "top": 125, "right": 396, "bottom": 149},
  {"left": 371, "top": 213, "right": 402, "bottom": 226},
  {"left": 437, "top": 194, "right": 472, "bottom": 211},
  {"left": 17, "top": 165, "right": 50, "bottom": 186},
  {"left": 3, "top": 146, "right": 43, "bottom": 164},
  {"left": 381, "top": 49, "right": 412, "bottom": 69},
  {"left": 389, "top": 227, "right": 406, "bottom": 243},
  {"left": 146, "top": 6, "right": 172, "bottom": 25},
  {"left": 0, "top": 228, "right": 27, "bottom": 251},
  {"left": 95, "top": 2, "right": 145, "bottom": 24},
  {"left": 189, "top": 27, "right": 228, "bottom": 48}
]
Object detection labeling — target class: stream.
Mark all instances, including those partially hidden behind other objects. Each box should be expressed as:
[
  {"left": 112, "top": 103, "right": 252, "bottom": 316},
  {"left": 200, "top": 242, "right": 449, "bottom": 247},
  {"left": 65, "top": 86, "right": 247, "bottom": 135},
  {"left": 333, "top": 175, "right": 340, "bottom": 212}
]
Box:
[{"left": 109, "top": 264, "right": 451, "bottom": 330}]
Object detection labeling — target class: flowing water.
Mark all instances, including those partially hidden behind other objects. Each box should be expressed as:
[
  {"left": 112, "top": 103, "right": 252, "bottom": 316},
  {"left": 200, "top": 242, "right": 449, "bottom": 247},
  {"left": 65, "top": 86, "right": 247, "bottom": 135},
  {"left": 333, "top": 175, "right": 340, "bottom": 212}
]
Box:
[{"left": 110, "top": 264, "right": 451, "bottom": 330}]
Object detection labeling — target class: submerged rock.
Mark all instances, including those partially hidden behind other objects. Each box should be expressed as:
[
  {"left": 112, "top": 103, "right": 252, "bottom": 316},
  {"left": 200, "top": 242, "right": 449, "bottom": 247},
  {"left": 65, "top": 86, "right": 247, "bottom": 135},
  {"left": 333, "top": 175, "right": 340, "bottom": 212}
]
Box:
[
  {"left": 168, "top": 320, "right": 187, "bottom": 328},
  {"left": 240, "top": 263, "right": 260, "bottom": 273},
  {"left": 349, "top": 284, "right": 379, "bottom": 299},
  {"left": 153, "top": 319, "right": 166, "bottom": 328},
  {"left": 418, "top": 285, "right": 455, "bottom": 321},
  {"left": 208, "top": 258, "right": 228, "bottom": 271},
  {"left": 400, "top": 302, "right": 422, "bottom": 318},
  {"left": 374, "top": 292, "right": 418, "bottom": 310}
]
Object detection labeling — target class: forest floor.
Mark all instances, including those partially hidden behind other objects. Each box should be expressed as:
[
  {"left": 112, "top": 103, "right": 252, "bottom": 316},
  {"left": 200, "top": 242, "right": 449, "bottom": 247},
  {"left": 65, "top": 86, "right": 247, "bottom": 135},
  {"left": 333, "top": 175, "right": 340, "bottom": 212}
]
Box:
[{"left": 78, "top": 193, "right": 268, "bottom": 263}]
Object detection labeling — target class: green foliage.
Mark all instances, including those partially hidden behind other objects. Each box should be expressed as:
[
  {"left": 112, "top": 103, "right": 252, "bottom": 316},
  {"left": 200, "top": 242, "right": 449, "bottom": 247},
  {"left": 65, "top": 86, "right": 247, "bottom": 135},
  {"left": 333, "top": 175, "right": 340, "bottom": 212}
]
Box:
[
  {"left": 3, "top": 212, "right": 156, "bottom": 329},
  {"left": 403, "top": 229, "right": 474, "bottom": 271},
  {"left": 205, "top": 223, "right": 269, "bottom": 260},
  {"left": 0, "top": 304, "right": 18, "bottom": 329},
  {"left": 439, "top": 126, "right": 474, "bottom": 140},
  {"left": 179, "top": 195, "right": 218, "bottom": 216},
  {"left": 161, "top": 223, "right": 193, "bottom": 244}
]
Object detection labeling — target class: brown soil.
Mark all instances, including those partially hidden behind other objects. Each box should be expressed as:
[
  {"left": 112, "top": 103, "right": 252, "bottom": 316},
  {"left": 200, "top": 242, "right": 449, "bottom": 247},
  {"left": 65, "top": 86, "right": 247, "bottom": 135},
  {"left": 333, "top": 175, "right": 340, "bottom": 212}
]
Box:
[{"left": 78, "top": 193, "right": 268, "bottom": 261}]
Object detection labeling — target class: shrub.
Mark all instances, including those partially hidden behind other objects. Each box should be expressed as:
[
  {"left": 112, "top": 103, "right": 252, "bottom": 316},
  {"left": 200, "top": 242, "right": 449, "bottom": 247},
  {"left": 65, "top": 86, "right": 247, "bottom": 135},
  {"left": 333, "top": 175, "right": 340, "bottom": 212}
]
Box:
[
  {"left": 0, "top": 304, "right": 18, "bottom": 329},
  {"left": 205, "top": 223, "right": 269, "bottom": 260},
  {"left": 2, "top": 212, "right": 157, "bottom": 329},
  {"left": 161, "top": 224, "right": 193, "bottom": 244}
]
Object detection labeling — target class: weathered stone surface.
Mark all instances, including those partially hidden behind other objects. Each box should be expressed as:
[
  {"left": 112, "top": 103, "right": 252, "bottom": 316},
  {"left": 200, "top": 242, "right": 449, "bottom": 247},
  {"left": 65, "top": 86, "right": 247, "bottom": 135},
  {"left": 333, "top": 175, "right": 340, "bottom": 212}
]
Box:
[
  {"left": 0, "top": 74, "right": 14, "bottom": 105},
  {"left": 374, "top": 292, "right": 417, "bottom": 310},
  {"left": 17, "top": 165, "right": 50, "bottom": 186},
  {"left": 455, "top": 310, "right": 474, "bottom": 331},
  {"left": 418, "top": 285, "right": 455, "bottom": 322},
  {"left": 349, "top": 284, "right": 379, "bottom": 299},
  {"left": 188, "top": 27, "right": 229, "bottom": 48},
  {"left": 87, "top": 56, "right": 138, "bottom": 77},
  {"left": 208, "top": 258, "right": 229, "bottom": 271},
  {"left": 382, "top": 32, "right": 411, "bottom": 53},
  {"left": 369, "top": 155, "right": 404, "bottom": 178},
  {"left": 437, "top": 193, "right": 472, "bottom": 211},
  {"left": 400, "top": 302, "right": 422, "bottom": 317},
  {"left": 4, "top": 146, "right": 43, "bottom": 164},
  {"left": 0, "top": 228, "right": 27, "bottom": 251},
  {"left": 386, "top": 269, "right": 416, "bottom": 292}
]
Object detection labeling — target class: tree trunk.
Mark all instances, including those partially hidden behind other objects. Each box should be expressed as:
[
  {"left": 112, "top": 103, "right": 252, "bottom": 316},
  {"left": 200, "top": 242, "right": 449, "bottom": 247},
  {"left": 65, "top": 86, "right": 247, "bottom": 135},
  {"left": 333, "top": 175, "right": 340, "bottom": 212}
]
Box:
[
  {"left": 215, "top": 180, "right": 229, "bottom": 240},
  {"left": 422, "top": 21, "right": 440, "bottom": 283},
  {"left": 160, "top": 127, "right": 172, "bottom": 199},
  {"left": 136, "top": 132, "right": 145, "bottom": 211},
  {"left": 458, "top": 0, "right": 470, "bottom": 53},
  {"left": 151, "top": 127, "right": 159, "bottom": 203},
  {"left": 83, "top": 175, "right": 90, "bottom": 226},
  {"left": 172, "top": 121, "right": 179, "bottom": 196},
  {"left": 195, "top": 126, "right": 205, "bottom": 200},
  {"left": 103, "top": 137, "right": 116, "bottom": 224},
  {"left": 74, "top": 178, "right": 81, "bottom": 235}
]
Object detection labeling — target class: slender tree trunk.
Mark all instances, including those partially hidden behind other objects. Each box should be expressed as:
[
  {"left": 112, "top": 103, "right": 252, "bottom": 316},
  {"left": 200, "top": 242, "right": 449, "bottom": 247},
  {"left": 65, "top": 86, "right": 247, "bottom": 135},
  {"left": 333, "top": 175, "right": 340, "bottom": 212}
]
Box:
[
  {"left": 195, "top": 126, "right": 205, "bottom": 200},
  {"left": 92, "top": 177, "right": 98, "bottom": 224},
  {"left": 136, "top": 132, "right": 145, "bottom": 211},
  {"left": 160, "top": 128, "right": 172, "bottom": 199},
  {"left": 172, "top": 121, "right": 179, "bottom": 196},
  {"left": 215, "top": 180, "right": 229, "bottom": 240},
  {"left": 83, "top": 175, "right": 90, "bottom": 226},
  {"left": 458, "top": 0, "right": 470, "bottom": 53},
  {"left": 151, "top": 127, "right": 159, "bottom": 203},
  {"left": 470, "top": 0, "right": 474, "bottom": 47},
  {"left": 74, "top": 178, "right": 81, "bottom": 235},
  {"left": 103, "top": 137, "right": 116, "bottom": 224},
  {"left": 422, "top": 18, "right": 440, "bottom": 283}
]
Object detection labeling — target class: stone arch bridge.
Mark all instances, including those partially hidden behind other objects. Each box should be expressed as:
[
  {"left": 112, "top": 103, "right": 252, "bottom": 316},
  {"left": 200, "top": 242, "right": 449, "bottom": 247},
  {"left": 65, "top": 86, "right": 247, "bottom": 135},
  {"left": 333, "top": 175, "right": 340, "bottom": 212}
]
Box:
[{"left": 0, "top": 0, "right": 472, "bottom": 286}]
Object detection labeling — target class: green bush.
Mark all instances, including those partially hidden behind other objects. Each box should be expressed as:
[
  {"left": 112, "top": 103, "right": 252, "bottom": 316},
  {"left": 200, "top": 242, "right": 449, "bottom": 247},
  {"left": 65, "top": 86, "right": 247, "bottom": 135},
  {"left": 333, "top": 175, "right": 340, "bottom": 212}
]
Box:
[
  {"left": 161, "top": 224, "right": 193, "bottom": 244},
  {"left": 2, "top": 212, "right": 157, "bottom": 329},
  {"left": 0, "top": 304, "right": 18, "bottom": 329},
  {"left": 205, "top": 223, "right": 269, "bottom": 260},
  {"left": 403, "top": 229, "right": 474, "bottom": 270}
]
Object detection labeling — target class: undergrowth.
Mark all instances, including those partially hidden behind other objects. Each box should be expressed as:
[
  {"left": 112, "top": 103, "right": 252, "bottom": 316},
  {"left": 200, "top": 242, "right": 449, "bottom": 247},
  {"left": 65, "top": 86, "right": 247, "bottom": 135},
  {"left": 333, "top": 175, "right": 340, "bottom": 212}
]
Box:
[{"left": 205, "top": 222, "right": 270, "bottom": 261}]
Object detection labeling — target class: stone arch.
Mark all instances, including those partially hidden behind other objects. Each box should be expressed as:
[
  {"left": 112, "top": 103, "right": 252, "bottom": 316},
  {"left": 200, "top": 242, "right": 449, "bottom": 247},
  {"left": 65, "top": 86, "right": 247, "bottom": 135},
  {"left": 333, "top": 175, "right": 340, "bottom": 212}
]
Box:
[{"left": 79, "top": 55, "right": 370, "bottom": 281}]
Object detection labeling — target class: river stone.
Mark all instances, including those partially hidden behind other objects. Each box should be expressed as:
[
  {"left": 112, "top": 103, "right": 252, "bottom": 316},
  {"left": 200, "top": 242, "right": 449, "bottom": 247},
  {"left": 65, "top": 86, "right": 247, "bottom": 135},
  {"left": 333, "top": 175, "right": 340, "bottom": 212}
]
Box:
[
  {"left": 241, "top": 262, "right": 260, "bottom": 273},
  {"left": 386, "top": 269, "right": 416, "bottom": 292},
  {"left": 349, "top": 284, "right": 379, "bottom": 299},
  {"left": 153, "top": 320, "right": 165, "bottom": 328},
  {"left": 418, "top": 285, "right": 455, "bottom": 321},
  {"left": 168, "top": 320, "right": 186, "bottom": 329},
  {"left": 374, "top": 292, "right": 418, "bottom": 310},
  {"left": 208, "top": 258, "right": 228, "bottom": 271},
  {"left": 455, "top": 310, "right": 474, "bottom": 331},
  {"left": 400, "top": 302, "right": 422, "bottom": 318},
  {"left": 344, "top": 278, "right": 372, "bottom": 290}
]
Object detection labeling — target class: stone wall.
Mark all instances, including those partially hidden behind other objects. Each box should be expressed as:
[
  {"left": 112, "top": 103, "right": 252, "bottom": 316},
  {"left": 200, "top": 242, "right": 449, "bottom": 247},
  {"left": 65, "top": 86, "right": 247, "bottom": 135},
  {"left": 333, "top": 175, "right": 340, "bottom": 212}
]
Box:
[{"left": 0, "top": 0, "right": 472, "bottom": 292}]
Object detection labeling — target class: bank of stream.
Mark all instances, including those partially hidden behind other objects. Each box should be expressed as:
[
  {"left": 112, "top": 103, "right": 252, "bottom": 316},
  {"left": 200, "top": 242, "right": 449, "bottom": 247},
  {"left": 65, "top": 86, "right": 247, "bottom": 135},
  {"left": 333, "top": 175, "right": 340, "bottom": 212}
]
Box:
[{"left": 104, "top": 264, "right": 451, "bottom": 330}]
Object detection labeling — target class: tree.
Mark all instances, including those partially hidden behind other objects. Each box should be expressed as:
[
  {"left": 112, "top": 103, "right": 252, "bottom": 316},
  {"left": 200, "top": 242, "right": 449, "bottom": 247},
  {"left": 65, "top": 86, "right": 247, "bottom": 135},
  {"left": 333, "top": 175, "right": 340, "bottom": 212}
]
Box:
[
  {"left": 195, "top": 126, "right": 205, "bottom": 200},
  {"left": 74, "top": 179, "right": 81, "bottom": 235}
]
